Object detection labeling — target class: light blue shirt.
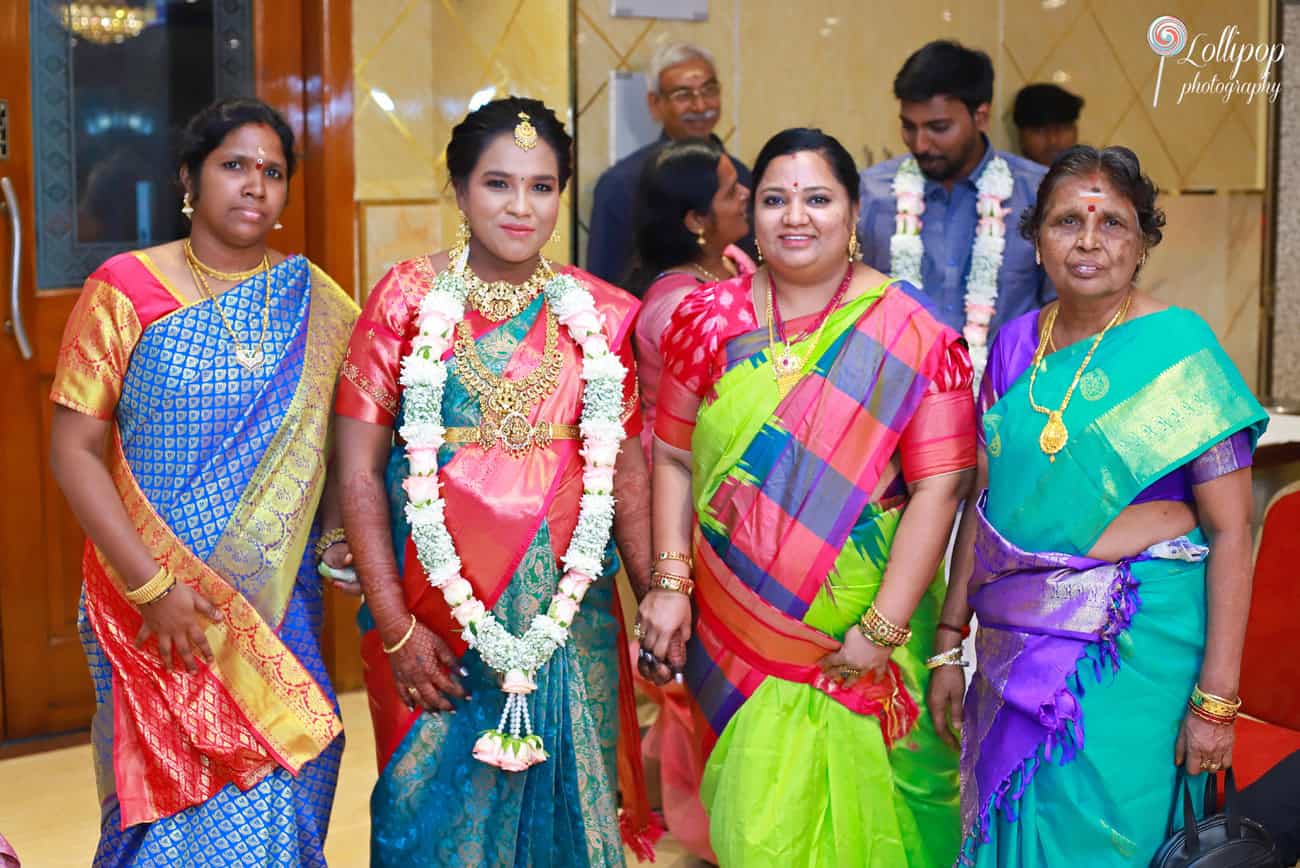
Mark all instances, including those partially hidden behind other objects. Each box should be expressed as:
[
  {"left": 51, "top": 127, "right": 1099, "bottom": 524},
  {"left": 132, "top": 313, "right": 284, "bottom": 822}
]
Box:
[{"left": 857, "top": 137, "right": 1054, "bottom": 335}]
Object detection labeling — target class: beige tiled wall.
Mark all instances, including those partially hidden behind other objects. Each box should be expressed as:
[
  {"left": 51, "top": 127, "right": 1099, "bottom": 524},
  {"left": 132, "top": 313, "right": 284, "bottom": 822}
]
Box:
[
  {"left": 350, "top": 1, "right": 1275, "bottom": 383},
  {"left": 352, "top": 0, "right": 573, "bottom": 296},
  {"left": 572, "top": 0, "right": 1274, "bottom": 383}
]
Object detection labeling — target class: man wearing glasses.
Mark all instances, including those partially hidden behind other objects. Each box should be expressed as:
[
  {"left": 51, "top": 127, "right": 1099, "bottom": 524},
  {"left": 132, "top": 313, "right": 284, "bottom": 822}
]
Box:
[{"left": 586, "top": 41, "right": 751, "bottom": 287}]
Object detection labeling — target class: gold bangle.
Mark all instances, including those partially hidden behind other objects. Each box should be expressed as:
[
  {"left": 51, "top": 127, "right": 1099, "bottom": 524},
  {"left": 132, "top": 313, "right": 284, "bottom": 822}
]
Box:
[
  {"left": 858, "top": 605, "right": 912, "bottom": 648},
  {"left": 383, "top": 615, "right": 418, "bottom": 655},
  {"left": 1190, "top": 684, "right": 1242, "bottom": 718},
  {"left": 655, "top": 551, "right": 694, "bottom": 569},
  {"left": 1187, "top": 699, "right": 1236, "bottom": 726},
  {"left": 124, "top": 566, "right": 176, "bottom": 606},
  {"left": 652, "top": 571, "right": 695, "bottom": 596},
  {"left": 314, "top": 527, "right": 347, "bottom": 561},
  {"left": 925, "top": 647, "right": 965, "bottom": 670}
]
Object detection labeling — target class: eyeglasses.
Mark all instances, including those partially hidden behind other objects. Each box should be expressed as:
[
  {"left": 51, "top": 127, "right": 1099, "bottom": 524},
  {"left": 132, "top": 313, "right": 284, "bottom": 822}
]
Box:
[{"left": 661, "top": 80, "right": 722, "bottom": 107}]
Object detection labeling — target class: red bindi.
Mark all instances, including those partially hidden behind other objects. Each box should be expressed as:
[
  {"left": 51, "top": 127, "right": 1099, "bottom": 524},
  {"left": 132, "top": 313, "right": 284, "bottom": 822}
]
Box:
[
  {"left": 1088, "top": 204, "right": 1096, "bottom": 212},
  {"left": 255, "top": 158, "right": 264, "bottom": 169}
]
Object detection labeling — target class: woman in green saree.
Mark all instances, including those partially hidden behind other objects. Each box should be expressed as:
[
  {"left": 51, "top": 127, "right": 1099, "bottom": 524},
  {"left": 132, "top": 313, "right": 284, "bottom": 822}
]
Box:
[
  {"left": 928, "top": 145, "right": 1268, "bottom": 866},
  {"left": 636, "top": 128, "right": 979, "bottom": 866}
]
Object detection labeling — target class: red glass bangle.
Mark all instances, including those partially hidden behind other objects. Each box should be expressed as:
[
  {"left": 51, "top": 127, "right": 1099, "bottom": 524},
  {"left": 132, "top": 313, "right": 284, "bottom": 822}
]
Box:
[{"left": 937, "top": 621, "right": 971, "bottom": 639}]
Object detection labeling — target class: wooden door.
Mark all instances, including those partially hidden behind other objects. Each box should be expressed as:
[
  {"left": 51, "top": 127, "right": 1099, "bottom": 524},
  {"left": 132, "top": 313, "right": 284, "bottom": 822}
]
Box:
[{"left": 0, "top": 0, "right": 358, "bottom": 749}]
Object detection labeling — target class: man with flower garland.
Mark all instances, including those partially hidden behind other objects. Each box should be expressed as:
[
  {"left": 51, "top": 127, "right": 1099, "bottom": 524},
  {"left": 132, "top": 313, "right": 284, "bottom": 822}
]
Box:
[{"left": 858, "top": 40, "right": 1052, "bottom": 382}]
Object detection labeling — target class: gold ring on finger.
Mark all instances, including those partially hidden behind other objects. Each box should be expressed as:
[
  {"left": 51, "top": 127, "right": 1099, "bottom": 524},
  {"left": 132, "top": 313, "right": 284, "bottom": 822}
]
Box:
[
  {"left": 839, "top": 667, "right": 860, "bottom": 681},
  {"left": 407, "top": 686, "right": 418, "bottom": 697},
  {"left": 633, "top": 621, "right": 645, "bottom": 640}
]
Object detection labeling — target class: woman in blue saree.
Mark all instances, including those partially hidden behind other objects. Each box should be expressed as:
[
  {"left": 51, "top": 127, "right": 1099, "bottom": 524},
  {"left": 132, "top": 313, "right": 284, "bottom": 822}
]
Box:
[
  {"left": 49, "top": 98, "right": 357, "bottom": 867},
  {"left": 928, "top": 145, "right": 1268, "bottom": 866}
]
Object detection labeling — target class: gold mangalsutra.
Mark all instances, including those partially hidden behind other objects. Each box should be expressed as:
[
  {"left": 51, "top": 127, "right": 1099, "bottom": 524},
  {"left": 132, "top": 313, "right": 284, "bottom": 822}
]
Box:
[
  {"left": 462, "top": 252, "right": 550, "bottom": 322},
  {"left": 453, "top": 305, "right": 564, "bottom": 457},
  {"left": 185, "top": 247, "right": 272, "bottom": 372},
  {"left": 1027, "top": 294, "right": 1132, "bottom": 462},
  {"left": 185, "top": 238, "right": 269, "bottom": 282}
]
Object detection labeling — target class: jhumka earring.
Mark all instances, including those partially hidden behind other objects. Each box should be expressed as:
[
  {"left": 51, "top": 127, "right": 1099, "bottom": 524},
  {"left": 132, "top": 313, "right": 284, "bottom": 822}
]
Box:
[
  {"left": 457, "top": 212, "right": 472, "bottom": 246},
  {"left": 696, "top": 228, "right": 707, "bottom": 248},
  {"left": 755, "top": 240, "right": 763, "bottom": 264},
  {"left": 181, "top": 192, "right": 194, "bottom": 219},
  {"left": 847, "top": 228, "right": 860, "bottom": 262}
]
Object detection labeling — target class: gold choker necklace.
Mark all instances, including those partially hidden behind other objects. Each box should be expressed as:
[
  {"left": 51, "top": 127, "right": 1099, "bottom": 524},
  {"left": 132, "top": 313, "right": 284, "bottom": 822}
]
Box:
[
  {"left": 462, "top": 251, "right": 551, "bottom": 322},
  {"left": 184, "top": 238, "right": 269, "bottom": 282}
]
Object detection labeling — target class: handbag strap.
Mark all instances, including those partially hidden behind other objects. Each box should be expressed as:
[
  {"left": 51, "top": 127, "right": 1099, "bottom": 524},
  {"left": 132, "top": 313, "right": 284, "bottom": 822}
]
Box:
[{"left": 1182, "top": 773, "right": 1201, "bottom": 854}]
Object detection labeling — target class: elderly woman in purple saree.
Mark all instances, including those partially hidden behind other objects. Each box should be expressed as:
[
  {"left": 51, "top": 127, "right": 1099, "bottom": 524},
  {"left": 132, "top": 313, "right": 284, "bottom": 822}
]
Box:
[{"left": 927, "top": 146, "right": 1267, "bottom": 867}]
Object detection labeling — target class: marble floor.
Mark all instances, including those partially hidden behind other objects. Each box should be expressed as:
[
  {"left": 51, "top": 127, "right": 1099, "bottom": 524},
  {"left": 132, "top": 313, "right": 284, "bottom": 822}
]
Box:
[{"left": 0, "top": 691, "right": 705, "bottom": 867}]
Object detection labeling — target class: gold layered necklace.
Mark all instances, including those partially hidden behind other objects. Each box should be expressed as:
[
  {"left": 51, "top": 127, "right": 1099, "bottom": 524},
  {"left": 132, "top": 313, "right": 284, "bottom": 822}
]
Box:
[
  {"left": 462, "top": 253, "right": 550, "bottom": 322},
  {"left": 453, "top": 304, "right": 564, "bottom": 457},
  {"left": 184, "top": 239, "right": 272, "bottom": 372},
  {"left": 1027, "top": 293, "right": 1132, "bottom": 461}
]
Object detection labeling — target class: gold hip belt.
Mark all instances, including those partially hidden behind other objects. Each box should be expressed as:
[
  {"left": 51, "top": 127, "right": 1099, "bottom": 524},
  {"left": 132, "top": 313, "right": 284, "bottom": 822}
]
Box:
[{"left": 442, "top": 417, "right": 581, "bottom": 456}]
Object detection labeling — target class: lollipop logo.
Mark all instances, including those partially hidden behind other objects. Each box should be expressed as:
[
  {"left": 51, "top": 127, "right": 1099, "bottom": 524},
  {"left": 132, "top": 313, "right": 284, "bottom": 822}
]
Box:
[
  {"left": 1147, "top": 16, "right": 1286, "bottom": 108},
  {"left": 1147, "top": 16, "right": 1188, "bottom": 107}
]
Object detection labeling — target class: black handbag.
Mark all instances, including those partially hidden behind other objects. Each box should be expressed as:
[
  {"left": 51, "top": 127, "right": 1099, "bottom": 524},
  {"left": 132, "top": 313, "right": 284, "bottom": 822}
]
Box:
[{"left": 1149, "top": 767, "right": 1282, "bottom": 867}]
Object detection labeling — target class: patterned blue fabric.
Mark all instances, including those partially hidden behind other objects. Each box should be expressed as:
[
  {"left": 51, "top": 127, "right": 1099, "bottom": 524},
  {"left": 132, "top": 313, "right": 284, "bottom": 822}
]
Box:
[
  {"left": 361, "top": 296, "right": 626, "bottom": 867},
  {"left": 117, "top": 259, "right": 310, "bottom": 564},
  {"left": 83, "top": 256, "right": 341, "bottom": 867}
]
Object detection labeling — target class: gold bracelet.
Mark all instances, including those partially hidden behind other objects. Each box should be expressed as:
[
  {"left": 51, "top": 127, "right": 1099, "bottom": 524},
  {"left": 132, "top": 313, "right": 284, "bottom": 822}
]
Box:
[
  {"left": 652, "top": 571, "right": 695, "bottom": 596},
  {"left": 1190, "top": 684, "right": 1242, "bottom": 719},
  {"left": 655, "top": 551, "right": 694, "bottom": 569},
  {"left": 1187, "top": 699, "right": 1236, "bottom": 726},
  {"left": 925, "top": 647, "right": 965, "bottom": 670},
  {"left": 858, "top": 605, "right": 912, "bottom": 648},
  {"left": 124, "top": 566, "right": 176, "bottom": 606},
  {"left": 383, "top": 615, "right": 418, "bottom": 655},
  {"left": 314, "top": 527, "right": 347, "bottom": 561}
]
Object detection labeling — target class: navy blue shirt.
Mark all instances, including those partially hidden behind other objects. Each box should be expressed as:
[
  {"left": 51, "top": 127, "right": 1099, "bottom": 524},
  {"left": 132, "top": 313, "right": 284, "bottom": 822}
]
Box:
[
  {"left": 857, "top": 138, "right": 1054, "bottom": 336},
  {"left": 586, "top": 135, "right": 752, "bottom": 287}
]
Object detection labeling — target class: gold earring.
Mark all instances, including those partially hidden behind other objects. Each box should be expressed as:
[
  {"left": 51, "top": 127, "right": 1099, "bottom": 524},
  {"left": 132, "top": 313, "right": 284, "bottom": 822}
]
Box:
[
  {"left": 1035, "top": 247, "right": 1041, "bottom": 265},
  {"left": 1139, "top": 251, "right": 1147, "bottom": 268},
  {"left": 847, "top": 228, "right": 860, "bottom": 262},
  {"left": 181, "top": 192, "right": 194, "bottom": 219},
  {"left": 696, "top": 228, "right": 707, "bottom": 248},
  {"left": 755, "top": 240, "right": 763, "bottom": 264},
  {"left": 457, "top": 213, "right": 471, "bottom": 246}
]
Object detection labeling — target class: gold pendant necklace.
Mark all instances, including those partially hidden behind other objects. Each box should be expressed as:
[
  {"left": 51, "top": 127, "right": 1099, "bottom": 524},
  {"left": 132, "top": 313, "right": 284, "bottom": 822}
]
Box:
[
  {"left": 764, "top": 266, "right": 853, "bottom": 397},
  {"left": 1027, "top": 294, "right": 1132, "bottom": 461},
  {"left": 452, "top": 304, "right": 565, "bottom": 456},
  {"left": 185, "top": 247, "right": 272, "bottom": 372},
  {"left": 462, "top": 250, "right": 550, "bottom": 322}
]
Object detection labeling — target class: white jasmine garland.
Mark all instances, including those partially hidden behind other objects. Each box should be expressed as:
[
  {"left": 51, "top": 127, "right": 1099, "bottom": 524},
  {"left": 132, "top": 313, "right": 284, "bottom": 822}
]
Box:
[
  {"left": 890, "top": 154, "right": 1014, "bottom": 388},
  {"left": 400, "top": 246, "right": 625, "bottom": 772}
]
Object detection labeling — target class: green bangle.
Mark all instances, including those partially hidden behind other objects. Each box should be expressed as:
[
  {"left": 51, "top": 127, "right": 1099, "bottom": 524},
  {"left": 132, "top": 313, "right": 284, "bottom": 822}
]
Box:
[{"left": 317, "top": 561, "right": 358, "bottom": 583}]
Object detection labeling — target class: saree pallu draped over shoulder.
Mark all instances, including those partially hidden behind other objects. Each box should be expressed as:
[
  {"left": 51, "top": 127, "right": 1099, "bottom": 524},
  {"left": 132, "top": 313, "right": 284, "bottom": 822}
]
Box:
[
  {"left": 51, "top": 251, "right": 355, "bottom": 866},
  {"left": 962, "top": 308, "right": 1268, "bottom": 867},
  {"left": 336, "top": 257, "right": 655, "bottom": 868},
  {"left": 656, "top": 275, "right": 977, "bottom": 867}
]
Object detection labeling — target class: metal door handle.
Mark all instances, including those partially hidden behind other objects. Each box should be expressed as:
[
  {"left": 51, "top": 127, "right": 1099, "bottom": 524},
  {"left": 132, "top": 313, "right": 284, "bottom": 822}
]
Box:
[{"left": 0, "top": 176, "right": 31, "bottom": 359}]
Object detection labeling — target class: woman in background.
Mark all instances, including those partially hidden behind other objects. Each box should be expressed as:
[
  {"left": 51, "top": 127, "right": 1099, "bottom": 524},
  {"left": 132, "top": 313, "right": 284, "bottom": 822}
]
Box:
[{"left": 628, "top": 138, "right": 753, "bottom": 465}]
